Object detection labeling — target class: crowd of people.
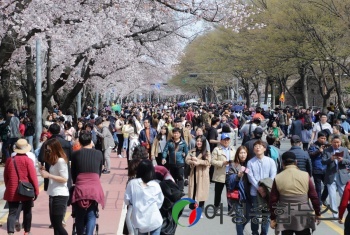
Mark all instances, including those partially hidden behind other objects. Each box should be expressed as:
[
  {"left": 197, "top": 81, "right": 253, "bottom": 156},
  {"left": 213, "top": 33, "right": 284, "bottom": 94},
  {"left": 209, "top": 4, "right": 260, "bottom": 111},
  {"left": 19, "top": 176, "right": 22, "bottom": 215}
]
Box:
[{"left": 1, "top": 101, "right": 350, "bottom": 235}]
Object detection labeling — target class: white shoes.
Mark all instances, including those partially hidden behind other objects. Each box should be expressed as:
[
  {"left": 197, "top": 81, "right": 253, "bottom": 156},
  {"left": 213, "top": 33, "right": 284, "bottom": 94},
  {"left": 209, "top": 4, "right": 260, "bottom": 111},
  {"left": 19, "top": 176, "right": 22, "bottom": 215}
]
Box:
[{"left": 118, "top": 154, "right": 123, "bottom": 158}]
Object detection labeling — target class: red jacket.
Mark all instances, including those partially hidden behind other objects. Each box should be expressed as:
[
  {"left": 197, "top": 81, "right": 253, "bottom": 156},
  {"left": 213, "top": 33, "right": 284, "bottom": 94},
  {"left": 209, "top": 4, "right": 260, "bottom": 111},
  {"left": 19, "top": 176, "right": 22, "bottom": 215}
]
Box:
[
  {"left": 4, "top": 154, "right": 39, "bottom": 202},
  {"left": 339, "top": 180, "right": 350, "bottom": 220}
]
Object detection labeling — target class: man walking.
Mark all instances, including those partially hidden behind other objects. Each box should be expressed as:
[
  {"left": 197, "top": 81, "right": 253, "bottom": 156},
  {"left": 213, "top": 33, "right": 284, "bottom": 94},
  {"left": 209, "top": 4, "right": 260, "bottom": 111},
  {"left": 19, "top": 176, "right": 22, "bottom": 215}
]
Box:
[
  {"left": 270, "top": 151, "right": 321, "bottom": 235},
  {"left": 321, "top": 135, "right": 350, "bottom": 218},
  {"left": 308, "top": 131, "right": 329, "bottom": 208},
  {"left": 139, "top": 119, "right": 157, "bottom": 158},
  {"left": 288, "top": 135, "right": 312, "bottom": 176},
  {"left": 162, "top": 128, "right": 188, "bottom": 192},
  {"left": 211, "top": 133, "right": 236, "bottom": 214},
  {"left": 247, "top": 140, "right": 277, "bottom": 235}
]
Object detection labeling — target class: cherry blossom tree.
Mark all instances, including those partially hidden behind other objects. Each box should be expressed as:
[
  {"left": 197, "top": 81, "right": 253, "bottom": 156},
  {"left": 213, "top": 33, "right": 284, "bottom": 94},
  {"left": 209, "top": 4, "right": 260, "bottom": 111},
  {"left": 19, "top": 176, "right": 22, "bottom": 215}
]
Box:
[{"left": 0, "top": 0, "right": 250, "bottom": 115}]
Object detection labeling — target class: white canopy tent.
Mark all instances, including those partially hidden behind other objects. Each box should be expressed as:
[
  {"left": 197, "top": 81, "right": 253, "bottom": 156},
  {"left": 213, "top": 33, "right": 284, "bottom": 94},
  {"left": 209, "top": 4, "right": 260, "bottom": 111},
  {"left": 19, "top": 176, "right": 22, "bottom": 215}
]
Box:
[{"left": 185, "top": 98, "right": 198, "bottom": 104}]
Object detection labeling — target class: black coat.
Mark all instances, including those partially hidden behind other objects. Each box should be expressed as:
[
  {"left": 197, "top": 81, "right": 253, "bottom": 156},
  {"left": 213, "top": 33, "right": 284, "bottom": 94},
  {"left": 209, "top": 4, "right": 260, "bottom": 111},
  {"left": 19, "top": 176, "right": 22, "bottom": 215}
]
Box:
[{"left": 290, "top": 120, "right": 303, "bottom": 138}]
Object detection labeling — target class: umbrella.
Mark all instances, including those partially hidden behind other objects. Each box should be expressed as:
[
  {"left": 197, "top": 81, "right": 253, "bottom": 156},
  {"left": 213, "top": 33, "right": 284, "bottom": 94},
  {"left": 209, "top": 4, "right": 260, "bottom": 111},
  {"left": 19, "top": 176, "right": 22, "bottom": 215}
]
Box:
[{"left": 185, "top": 98, "right": 198, "bottom": 104}]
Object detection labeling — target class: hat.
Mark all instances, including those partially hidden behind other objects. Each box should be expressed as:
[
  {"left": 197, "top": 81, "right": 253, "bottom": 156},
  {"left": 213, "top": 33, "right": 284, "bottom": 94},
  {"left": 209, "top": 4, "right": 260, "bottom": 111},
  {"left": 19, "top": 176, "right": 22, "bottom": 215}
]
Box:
[
  {"left": 174, "top": 117, "right": 181, "bottom": 123},
  {"left": 291, "top": 135, "right": 301, "bottom": 143},
  {"left": 221, "top": 133, "right": 231, "bottom": 139},
  {"left": 253, "top": 127, "right": 264, "bottom": 135},
  {"left": 341, "top": 115, "right": 346, "bottom": 120},
  {"left": 13, "top": 139, "right": 31, "bottom": 154},
  {"left": 282, "top": 151, "right": 296, "bottom": 162}
]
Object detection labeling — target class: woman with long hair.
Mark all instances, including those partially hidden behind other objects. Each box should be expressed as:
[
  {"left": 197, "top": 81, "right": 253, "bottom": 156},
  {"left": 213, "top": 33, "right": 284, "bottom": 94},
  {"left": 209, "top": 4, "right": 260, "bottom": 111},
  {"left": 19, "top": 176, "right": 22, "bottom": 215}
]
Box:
[
  {"left": 64, "top": 121, "right": 75, "bottom": 143},
  {"left": 151, "top": 126, "right": 169, "bottom": 166},
  {"left": 266, "top": 121, "right": 284, "bottom": 148},
  {"left": 124, "top": 160, "right": 164, "bottom": 235},
  {"left": 185, "top": 135, "right": 211, "bottom": 213},
  {"left": 40, "top": 138, "right": 69, "bottom": 235},
  {"left": 165, "top": 116, "right": 174, "bottom": 131},
  {"left": 229, "top": 145, "right": 251, "bottom": 235},
  {"left": 74, "top": 121, "right": 84, "bottom": 140}
]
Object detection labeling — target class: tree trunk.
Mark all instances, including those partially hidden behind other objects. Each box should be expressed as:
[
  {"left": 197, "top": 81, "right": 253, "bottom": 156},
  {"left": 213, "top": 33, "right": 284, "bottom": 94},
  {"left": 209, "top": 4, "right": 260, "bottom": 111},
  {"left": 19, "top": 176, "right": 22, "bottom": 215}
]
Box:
[
  {"left": 298, "top": 63, "right": 309, "bottom": 108},
  {"left": 0, "top": 69, "right": 15, "bottom": 115},
  {"left": 264, "top": 79, "right": 269, "bottom": 104},
  {"left": 271, "top": 81, "right": 276, "bottom": 109},
  {"left": 24, "top": 46, "right": 36, "bottom": 117},
  {"left": 46, "top": 39, "right": 52, "bottom": 92},
  {"left": 59, "top": 59, "right": 95, "bottom": 113}
]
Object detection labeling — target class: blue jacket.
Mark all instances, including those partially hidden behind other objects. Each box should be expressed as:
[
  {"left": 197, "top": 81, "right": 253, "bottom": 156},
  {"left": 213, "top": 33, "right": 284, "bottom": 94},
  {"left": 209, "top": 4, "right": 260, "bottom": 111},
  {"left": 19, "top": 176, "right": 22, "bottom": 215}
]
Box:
[
  {"left": 308, "top": 141, "right": 327, "bottom": 174},
  {"left": 139, "top": 127, "right": 157, "bottom": 146},
  {"left": 228, "top": 173, "right": 247, "bottom": 202},
  {"left": 162, "top": 139, "right": 188, "bottom": 165}
]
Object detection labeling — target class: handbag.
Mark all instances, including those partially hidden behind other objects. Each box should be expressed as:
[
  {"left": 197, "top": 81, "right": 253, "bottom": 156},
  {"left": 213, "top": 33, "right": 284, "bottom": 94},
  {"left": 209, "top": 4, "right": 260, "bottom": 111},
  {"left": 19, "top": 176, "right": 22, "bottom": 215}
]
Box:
[
  {"left": 12, "top": 157, "right": 35, "bottom": 198},
  {"left": 227, "top": 189, "right": 239, "bottom": 200}
]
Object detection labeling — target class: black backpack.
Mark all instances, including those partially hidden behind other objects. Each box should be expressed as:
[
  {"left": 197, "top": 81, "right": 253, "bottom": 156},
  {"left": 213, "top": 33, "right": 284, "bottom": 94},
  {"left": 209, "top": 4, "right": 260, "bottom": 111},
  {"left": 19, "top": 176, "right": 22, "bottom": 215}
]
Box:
[
  {"left": 24, "top": 122, "right": 35, "bottom": 136},
  {"left": 0, "top": 122, "right": 9, "bottom": 141}
]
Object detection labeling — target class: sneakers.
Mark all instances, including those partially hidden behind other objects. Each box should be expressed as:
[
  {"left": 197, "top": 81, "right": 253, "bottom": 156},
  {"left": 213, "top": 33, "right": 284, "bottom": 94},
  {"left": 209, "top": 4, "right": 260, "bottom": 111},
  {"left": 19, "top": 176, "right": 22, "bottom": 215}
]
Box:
[
  {"left": 62, "top": 220, "right": 66, "bottom": 227},
  {"left": 215, "top": 207, "right": 221, "bottom": 216},
  {"left": 118, "top": 154, "right": 123, "bottom": 158},
  {"left": 15, "top": 221, "right": 21, "bottom": 232},
  {"left": 102, "top": 170, "right": 111, "bottom": 174}
]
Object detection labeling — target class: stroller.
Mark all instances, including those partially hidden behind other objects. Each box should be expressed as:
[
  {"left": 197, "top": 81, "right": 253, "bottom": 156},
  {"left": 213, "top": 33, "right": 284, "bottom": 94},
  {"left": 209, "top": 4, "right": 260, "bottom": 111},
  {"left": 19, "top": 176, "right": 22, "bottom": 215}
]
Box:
[{"left": 71, "top": 202, "right": 99, "bottom": 235}]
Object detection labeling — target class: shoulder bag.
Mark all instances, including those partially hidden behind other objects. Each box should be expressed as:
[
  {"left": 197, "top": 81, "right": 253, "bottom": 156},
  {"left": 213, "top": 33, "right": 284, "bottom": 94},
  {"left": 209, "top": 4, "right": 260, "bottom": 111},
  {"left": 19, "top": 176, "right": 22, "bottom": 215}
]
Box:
[{"left": 12, "top": 157, "right": 35, "bottom": 198}]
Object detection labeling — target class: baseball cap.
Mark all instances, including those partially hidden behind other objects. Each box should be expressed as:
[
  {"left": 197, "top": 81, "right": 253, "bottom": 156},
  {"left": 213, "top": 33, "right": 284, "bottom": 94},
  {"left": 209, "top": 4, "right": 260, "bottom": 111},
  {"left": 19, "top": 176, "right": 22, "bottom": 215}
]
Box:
[
  {"left": 291, "top": 135, "right": 301, "bottom": 143},
  {"left": 282, "top": 151, "right": 296, "bottom": 163},
  {"left": 221, "top": 133, "right": 231, "bottom": 139}
]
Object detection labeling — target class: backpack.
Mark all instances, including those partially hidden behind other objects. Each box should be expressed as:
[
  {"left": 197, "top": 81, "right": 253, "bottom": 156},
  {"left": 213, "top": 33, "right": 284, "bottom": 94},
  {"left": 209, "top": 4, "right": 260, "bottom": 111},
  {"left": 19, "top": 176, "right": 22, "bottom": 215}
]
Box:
[
  {"left": 24, "top": 122, "right": 35, "bottom": 136},
  {"left": 268, "top": 145, "right": 282, "bottom": 173},
  {"left": 0, "top": 122, "right": 9, "bottom": 141}
]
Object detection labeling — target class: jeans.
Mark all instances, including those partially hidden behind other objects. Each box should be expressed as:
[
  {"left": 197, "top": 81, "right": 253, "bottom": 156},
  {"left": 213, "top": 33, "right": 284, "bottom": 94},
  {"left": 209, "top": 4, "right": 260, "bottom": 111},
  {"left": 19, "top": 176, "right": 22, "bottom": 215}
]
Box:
[
  {"left": 104, "top": 147, "right": 112, "bottom": 170},
  {"left": 251, "top": 196, "right": 269, "bottom": 235},
  {"left": 74, "top": 203, "right": 98, "bottom": 235},
  {"left": 168, "top": 164, "right": 184, "bottom": 191},
  {"left": 138, "top": 226, "right": 161, "bottom": 235},
  {"left": 281, "top": 228, "right": 311, "bottom": 235},
  {"left": 234, "top": 202, "right": 251, "bottom": 235},
  {"left": 7, "top": 200, "right": 32, "bottom": 233},
  {"left": 313, "top": 173, "right": 328, "bottom": 208},
  {"left": 327, "top": 173, "right": 345, "bottom": 217},
  {"left": 25, "top": 136, "right": 34, "bottom": 153},
  {"left": 50, "top": 196, "right": 69, "bottom": 235}
]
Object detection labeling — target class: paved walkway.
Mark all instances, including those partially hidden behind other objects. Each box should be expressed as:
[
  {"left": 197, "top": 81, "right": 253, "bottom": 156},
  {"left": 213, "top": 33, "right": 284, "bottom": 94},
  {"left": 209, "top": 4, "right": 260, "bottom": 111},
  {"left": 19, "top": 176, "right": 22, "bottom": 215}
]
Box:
[
  {"left": 0, "top": 152, "right": 128, "bottom": 235},
  {"left": 0, "top": 139, "right": 347, "bottom": 235}
]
